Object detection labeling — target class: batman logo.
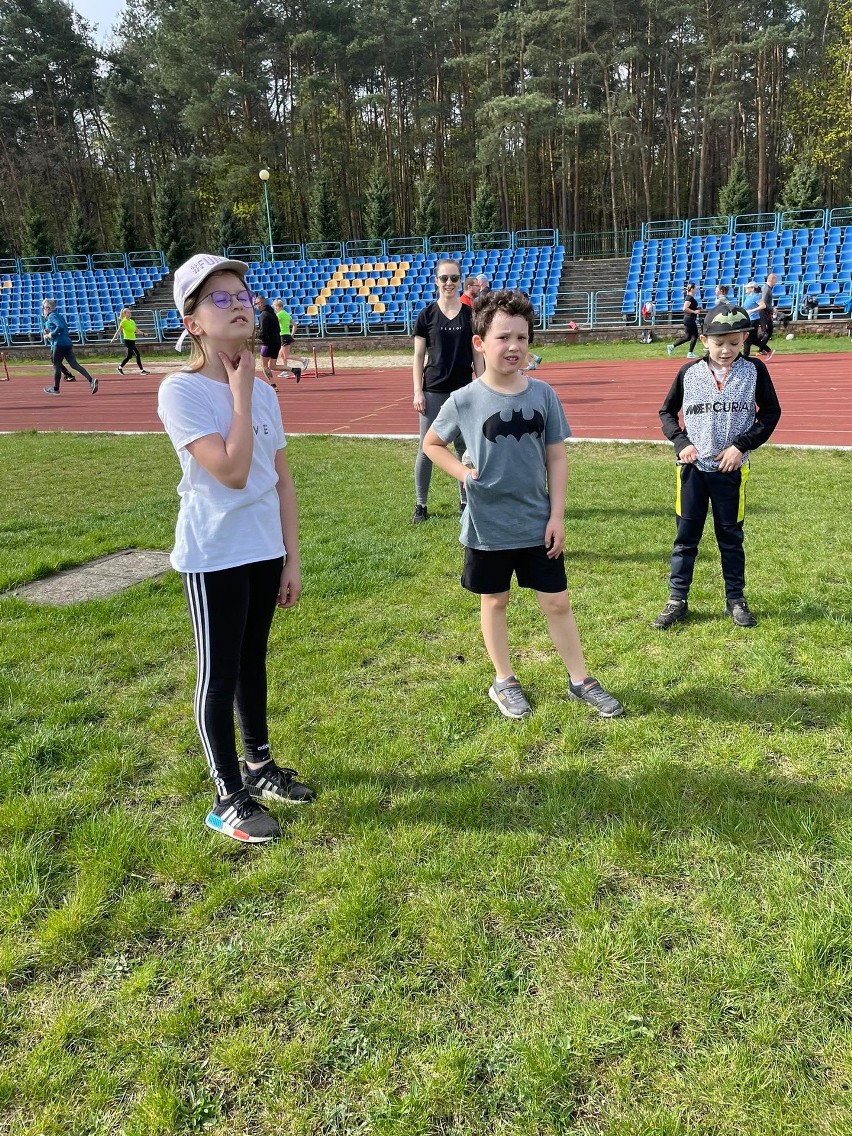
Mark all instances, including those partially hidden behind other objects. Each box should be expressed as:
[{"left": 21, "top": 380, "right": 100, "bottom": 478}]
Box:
[
  {"left": 713, "top": 310, "right": 745, "bottom": 326},
  {"left": 482, "top": 407, "right": 545, "bottom": 443}
]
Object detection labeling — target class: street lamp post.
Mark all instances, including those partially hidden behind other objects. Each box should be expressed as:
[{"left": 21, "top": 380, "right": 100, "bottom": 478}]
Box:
[{"left": 258, "top": 168, "right": 273, "bottom": 255}]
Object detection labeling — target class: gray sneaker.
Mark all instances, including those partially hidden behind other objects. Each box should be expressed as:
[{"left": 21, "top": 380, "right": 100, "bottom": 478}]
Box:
[
  {"left": 489, "top": 676, "right": 532, "bottom": 719},
  {"left": 725, "top": 599, "right": 757, "bottom": 627},
  {"left": 569, "top": 677, "right": 624, "bottom": 717},
  {"left": 654, "top": 598, "right": 688, "bottom": 629}
]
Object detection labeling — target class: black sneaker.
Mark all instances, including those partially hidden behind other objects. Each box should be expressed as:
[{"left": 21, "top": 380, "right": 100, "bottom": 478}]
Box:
[
  {"left": 654, "top": 598, "right": 688, "bottom": 629},
  {"left": 293, "top": 367, "right": 302, "bottom": 384},
  {"left": 63, "top": 371, "right": 76, "bottom": 381},
  {"left": 412, "top": 504, "right": 428, "bottom": 524},
  {"left": 139, "top": 368, "right": 151, "bottom": 375},
  {"left": 117, "top": 366, "right": 125, "bottom": 374},
  {"left": 569, "top": 677, "right": 624, "bottom": 717},
  {"left": 726, "top": 599, "right": 757, "bottom": 627},
  {"left": 243, "top": 761, "right": 315, "bottom": 805},
  {"left": 204, "top": 788, "right": 280, "bottom": 843}
]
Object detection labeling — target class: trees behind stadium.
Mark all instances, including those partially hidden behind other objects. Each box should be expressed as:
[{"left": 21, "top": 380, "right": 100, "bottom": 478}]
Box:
[{"left": 1, "top": 0, "right": 850, "bottom": 255}]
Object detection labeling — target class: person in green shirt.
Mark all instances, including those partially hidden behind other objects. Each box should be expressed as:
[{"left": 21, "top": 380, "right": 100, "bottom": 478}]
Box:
[
  {"left": 273, "top": 299, "right": 310, "bottom": 382},
  {"left": 112, "top": 307, "right": 151, "bottom": 375}
]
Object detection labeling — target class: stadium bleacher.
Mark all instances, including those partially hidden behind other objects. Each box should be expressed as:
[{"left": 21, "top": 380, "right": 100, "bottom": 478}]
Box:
[
  {"left": 3, "top": 218, "right": 849, "bottom": 343},
  {"left": 624, "top": 226, "right": 852, "bottom": 320},
  {"left": 0, "top": 262, "right": 169, "bottom": 340},
  {"left": 232, "top": 247, "right": 563, "bottom": 337}
]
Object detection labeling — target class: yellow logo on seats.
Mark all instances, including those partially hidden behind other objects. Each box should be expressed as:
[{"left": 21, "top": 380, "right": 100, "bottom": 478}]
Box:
[{"left": 305, "top": 262, "right": 410, "bottom": 317}]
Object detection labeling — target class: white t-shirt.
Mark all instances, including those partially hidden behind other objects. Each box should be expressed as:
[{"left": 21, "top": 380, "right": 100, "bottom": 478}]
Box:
[{"left": 157, "top": 371, "right": 287, "bottom": 573}]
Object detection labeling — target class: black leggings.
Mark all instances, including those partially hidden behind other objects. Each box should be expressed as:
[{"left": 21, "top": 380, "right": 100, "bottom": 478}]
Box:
[
  {"left": 742, "top": 324, "right": 760, "bottom": 358},
  {"left": 672, "top": 319, "right": 699, "bottom": 352},
  {"left": 182, "top": 557, "right": 283, "bottom": 798},
  {"left": 51, "top": 344, "right": 95, "bottom": 390},
  {"left": 120, "top": 339, "right": 143, "bottom": 368}
]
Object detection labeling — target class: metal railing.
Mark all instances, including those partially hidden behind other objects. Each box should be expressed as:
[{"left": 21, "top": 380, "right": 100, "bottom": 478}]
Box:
[
  {"left": 564, "top": 229, "right": 640, "bottom": 260},
  {"left": 0, "top": 250, "right": 166, "bottom": 275},
  {"left": 642, "top": 208, "right": 852, "bottom": 240},
  {"left": 226, "top": 230, "right": 563, "bottom": 264}
]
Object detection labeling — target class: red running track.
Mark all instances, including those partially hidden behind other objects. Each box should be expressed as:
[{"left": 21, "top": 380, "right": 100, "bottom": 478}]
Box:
[{"left": 1, "top": 353, "right": 850, "bottom": 447}]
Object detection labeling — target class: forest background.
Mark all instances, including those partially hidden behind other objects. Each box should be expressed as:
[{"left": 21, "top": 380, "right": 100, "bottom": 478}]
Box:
[{"left": 1, "top": 0, "right": 851, "bottom": 263}]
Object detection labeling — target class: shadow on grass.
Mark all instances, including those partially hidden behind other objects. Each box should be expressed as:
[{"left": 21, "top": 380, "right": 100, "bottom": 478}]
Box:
[
  {"left": 324, "top": 762, "right": 852, "bottom": 851},
  {"left": 653, "top": 685, "right": 845, "bottom": 728}
]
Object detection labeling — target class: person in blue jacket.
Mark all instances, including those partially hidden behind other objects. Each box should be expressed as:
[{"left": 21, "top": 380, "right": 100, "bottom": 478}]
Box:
[{"left": 41, "top": 299, "right": 98, "bottom": 395}]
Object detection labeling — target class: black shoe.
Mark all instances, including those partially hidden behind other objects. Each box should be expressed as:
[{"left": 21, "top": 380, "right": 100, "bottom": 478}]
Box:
[
  {"left": 569, "top": 677, "right": 624, "bottom": 717},
  {"left": 726, "top": 599, "right": 757, "bottom": 627},
  {"left": 293, "top": 367, "right": 302, "bottom": 384},
  {"left": 654, "top": 598, "right": 688, "bottom": 629},
  {"left": 243, "top": 760, "right": 315, "bottom": 805},
  {"left": 139, "top": 369, "right": 151, "bottom": 375},
  {"left": 412, "top": 504, "right": 428, "bottom": 524},
  {"left": 63, "top": 371, "right": 76, "bottom": 381},
  {"left": 204, "top": 788, "right": 280, "bottom": 843},
  {"left": 117, "top": 366, "right": 125, "bottom": 375}
]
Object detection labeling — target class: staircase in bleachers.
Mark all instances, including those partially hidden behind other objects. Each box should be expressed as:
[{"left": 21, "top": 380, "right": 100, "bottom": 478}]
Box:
[
  {"left": 552, "top": 257, "right": 630, "bottom": 328},
  {"left": 624, "top": 226, "right": 852, "bottom": 320}
]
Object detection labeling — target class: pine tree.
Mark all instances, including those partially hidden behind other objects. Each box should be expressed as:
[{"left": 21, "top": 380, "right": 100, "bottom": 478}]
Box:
[
  {"left": 113, "top": 195, "right": 142, "bottom": 253},
  {"left": 309, "top": 176, "right": 343, "bottom": 243},
  {"left": 776, "top": 157, "right": 824, "bottom": 216},
  {"left": 66, "top": 201, "right": 97, "bottom": 255},
  {"left": 153, "top": 178, "right": 192, "bottom": 267},
  {"left": 363, "top": 170, "right": 395, "bottom": 240},
  {"left": 213, "top": 203, "right": 250, "bottom": 253},
  {"left": 470, "top": 181, "right": 500, "bottom": 234},
  {"left": 22, "top": 209, "right": 53, "bottom": 259},
  {"left": 253, "top": 202, "right": 288, "bottom": 251},
  {"left": 413, "top": 178, "right": 439, "bottom": 237},
  {"left": 717, "top": 155, "right": 753, "bottom": 219}
]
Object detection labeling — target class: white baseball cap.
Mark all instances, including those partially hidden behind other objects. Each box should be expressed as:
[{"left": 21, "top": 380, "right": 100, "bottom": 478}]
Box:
[{"left": 173, "top": 253, "right": 250, "bottom": 316}]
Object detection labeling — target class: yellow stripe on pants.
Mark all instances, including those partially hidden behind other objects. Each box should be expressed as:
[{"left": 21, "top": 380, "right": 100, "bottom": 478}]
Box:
[
  {"left": 675, "top": 464, "right": 684, "bottom": 517},
  {"left": 738, "top": 462, "right": 749, "bottom": 522}
]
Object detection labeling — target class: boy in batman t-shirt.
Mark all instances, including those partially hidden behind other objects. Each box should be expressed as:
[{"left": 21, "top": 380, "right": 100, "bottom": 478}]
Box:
[{"left": 423, "top": 290, "right": 623, "bottom": 720}]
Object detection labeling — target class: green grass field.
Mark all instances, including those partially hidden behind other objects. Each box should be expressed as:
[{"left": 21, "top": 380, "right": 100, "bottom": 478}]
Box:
[{"left": 1, "top": 434, "right": 851, "bottom": 1135}]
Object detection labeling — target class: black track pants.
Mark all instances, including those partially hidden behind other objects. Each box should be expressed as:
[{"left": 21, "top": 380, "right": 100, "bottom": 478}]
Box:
[
  {"left": 182, "top": 557, "right": 283, "bottom": 797},
  {"left": 669, "top": 463, "right": 749, "bottom": 603}
]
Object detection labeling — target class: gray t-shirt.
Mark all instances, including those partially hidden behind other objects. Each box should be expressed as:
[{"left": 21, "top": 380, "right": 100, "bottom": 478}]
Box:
[{"left": 431, "top": 377, "right": 570, "bottom": 550}]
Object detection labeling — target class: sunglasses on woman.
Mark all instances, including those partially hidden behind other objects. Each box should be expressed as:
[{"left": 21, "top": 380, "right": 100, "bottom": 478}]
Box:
[
  {"left": 198, "top": 288, "right": 253, "bottom": 308},
  {"left": 437, "top": 274, "right": 460, "bottom": 283}
]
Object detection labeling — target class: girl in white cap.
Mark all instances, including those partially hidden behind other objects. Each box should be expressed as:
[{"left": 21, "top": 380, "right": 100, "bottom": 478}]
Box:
[{"left": 157, "top": 254, "right": 314, "bottom": 843}]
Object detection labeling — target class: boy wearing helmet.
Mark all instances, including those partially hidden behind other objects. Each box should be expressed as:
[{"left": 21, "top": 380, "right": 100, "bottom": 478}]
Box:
[{"left": 654, "top": 304, "right": 781, "bottom": 630}]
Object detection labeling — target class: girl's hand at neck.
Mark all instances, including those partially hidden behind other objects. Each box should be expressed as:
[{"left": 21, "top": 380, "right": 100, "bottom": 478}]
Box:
[{"left": 217, "top": 348, "right": 257, "bottom": 401}]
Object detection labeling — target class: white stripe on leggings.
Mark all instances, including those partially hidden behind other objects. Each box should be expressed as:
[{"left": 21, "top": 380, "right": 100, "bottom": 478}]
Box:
[{"left": 185, "top": 572, "right": 225, "bottom": 797}]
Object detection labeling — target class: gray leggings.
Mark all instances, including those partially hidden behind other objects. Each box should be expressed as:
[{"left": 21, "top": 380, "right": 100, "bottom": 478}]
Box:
[{"left": 415, "top": 390, "right": 466, "bottom": 505}]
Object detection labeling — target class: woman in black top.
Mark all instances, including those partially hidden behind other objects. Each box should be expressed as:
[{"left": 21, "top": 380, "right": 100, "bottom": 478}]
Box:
[
  {"left": 667, "top": 283, "right": 700, "bottom": 358},
  {"left": 411, "top": 258, "right": 482, "bottom": 522}
]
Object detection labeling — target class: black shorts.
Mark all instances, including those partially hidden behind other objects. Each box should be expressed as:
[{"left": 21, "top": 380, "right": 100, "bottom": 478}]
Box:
[
  {"left": 281, "top": 335, "right": 294, "bottom": 346},
  {"left": 462, "top": 545, "right": 567, "bottom": 595}
]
